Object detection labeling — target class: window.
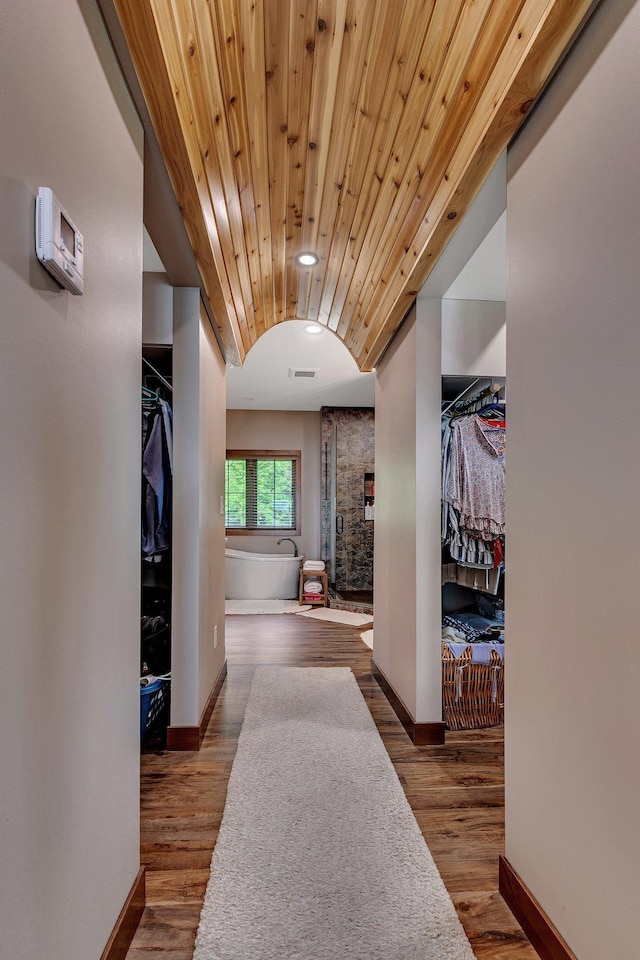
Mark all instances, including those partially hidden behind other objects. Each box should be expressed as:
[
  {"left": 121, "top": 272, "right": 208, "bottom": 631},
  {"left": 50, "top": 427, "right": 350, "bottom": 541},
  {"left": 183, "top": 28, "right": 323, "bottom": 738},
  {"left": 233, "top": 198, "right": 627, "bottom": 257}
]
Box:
[{"left": 225, "top": 451, "right": 300, "bottom": 535}]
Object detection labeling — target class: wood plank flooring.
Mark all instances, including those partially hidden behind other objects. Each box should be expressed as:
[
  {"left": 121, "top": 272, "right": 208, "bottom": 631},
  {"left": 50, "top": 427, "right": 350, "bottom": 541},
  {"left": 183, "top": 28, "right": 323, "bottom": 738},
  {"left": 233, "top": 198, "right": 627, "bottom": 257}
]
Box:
[{"left": 127, "top": 615, "right": 537, "bottom": 960}]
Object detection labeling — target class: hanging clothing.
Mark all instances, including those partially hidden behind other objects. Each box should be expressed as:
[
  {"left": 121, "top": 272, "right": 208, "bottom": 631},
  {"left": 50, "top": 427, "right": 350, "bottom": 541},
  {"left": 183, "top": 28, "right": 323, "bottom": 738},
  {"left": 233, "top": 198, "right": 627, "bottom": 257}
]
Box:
[
  {"left": 442, "top": 560, "right": 501, "bottom": 593},
  {"left": 142, "top": 399, "right": 173, "bottom": 557},
  {"left": 446, "top": 415, "right": 505, "bottom": 541},
  {"left": 442, "top": 407, "right": 505, "bottom": 569},
  {"left": 159, "top": 398, "right": 173, "bottom": 473}
]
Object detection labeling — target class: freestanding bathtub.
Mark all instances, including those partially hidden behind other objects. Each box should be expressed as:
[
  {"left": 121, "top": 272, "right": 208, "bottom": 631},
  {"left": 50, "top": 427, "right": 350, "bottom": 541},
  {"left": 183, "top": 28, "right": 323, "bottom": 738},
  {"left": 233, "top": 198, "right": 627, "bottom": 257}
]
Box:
[{"left": 225, "top": 548, "right": 302, "bottom": 600}]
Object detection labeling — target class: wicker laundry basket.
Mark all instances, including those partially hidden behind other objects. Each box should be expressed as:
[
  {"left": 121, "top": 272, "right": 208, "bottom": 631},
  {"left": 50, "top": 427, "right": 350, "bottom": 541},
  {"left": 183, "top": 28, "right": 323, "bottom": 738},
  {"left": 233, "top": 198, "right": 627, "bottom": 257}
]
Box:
[{"left": 441, "top": 642, "right": 504, "bottom": 730}]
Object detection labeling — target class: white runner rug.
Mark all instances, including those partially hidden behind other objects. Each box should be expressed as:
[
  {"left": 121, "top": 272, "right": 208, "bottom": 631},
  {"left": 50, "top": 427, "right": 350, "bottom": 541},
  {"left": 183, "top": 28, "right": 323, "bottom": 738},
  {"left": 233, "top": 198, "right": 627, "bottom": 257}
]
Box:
[
  {"left": 193, "top": 667, "right": 475, "bottom": 960},
  {"left": 295, "top": 606, "right": 373, "bottom": 627},
  {"left": 226, "top": 600, "right": 311, "bottom": 615}
]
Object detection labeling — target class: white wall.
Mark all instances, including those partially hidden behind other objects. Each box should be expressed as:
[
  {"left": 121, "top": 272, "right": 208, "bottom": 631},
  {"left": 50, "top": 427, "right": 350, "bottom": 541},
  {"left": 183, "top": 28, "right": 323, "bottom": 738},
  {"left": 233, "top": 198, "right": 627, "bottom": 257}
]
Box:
[
  {"left": 374, "top": 301, "right": 442, "bottom": 722},
  {"left": 506, "top": 3, "right": 640, "bottom": 958},
  {"left": 415, "top": 300, "right": 444, "bottom": 723},
  {"left": 420, "top": 152, "right": 506, "bottom": 300},
  {"left": 172, "top": 290, "right": 227, "bottom": 727},
  {"left": 143, "top": 271, "right": 173, "bottom": 344},
  {"left": 443, "top": 212, "right": 507, "bottom": 302},
  {"left": 172, "top": 289, "right": 201, "bottom": 727},
  {"left": 198, "top": 311, "right": 227, "bottom": 717},
  {"left": 442, "top": 299, "right": 506, "bottom": 376},
  {"left": 374, "top": 316, "right": 418, "bottom": 713},
  {"left": 0, "top": 2, "right": 143, "bottom": 958},
  {"left": 226, "top": 410, "right": 321, "bottom": 560}
]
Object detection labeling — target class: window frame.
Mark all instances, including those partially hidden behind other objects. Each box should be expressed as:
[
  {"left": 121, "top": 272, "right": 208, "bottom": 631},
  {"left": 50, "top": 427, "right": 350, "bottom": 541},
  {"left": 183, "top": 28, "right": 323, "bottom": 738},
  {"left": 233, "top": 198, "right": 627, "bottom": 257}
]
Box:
[{"left": 225, "top": 449, "right": 301, "bottom": 536}]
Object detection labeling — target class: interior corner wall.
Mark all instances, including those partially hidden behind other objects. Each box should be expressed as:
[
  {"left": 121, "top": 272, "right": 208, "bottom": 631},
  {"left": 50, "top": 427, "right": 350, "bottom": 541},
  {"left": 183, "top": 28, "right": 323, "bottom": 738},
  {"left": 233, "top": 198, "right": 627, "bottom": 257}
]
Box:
[
  {"left": 374, "top": 301, "right": 442, "bottom": 722},
  {"left": 505, "top": 3, "right": 640, "bottom": 958},
  {"left": 198, "top": 307, "right": 227, "bottom": 717},
  {"left": 225, "top": 410, "right": 322, "bottom": 560},
  {"left": 441, "top": 299, "right": 506, "bottom": 376},
  {"left": 0, "top": 2, "right": 143, "bottom": 959}
]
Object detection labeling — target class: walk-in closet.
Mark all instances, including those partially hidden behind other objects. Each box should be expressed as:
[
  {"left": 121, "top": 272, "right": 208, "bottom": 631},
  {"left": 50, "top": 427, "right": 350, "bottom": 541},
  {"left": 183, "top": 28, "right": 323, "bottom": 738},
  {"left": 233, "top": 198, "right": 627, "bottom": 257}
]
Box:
[{"left": 441, "top": 376, "right": 506, "bottom": 730}]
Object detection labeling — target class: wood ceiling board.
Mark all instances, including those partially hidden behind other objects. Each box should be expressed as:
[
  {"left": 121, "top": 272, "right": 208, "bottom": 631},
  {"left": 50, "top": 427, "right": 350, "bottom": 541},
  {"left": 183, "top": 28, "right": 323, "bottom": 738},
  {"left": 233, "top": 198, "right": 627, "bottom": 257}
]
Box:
[
  {"left": 338, "top": 0, "right": 502, "bottom": 345},
  {"left": 113, "top": 0, "right": 245, "bottom": 362},
  {"left": 317, "top": 0, "right": 440, "bottom": 330},
  {"left": 237, "top": 0, "right": 274, "bottom": 338},
  {"left": 328, "top": 0, "right": 467, "bottom": 334},
  {"left": 352, "top": 0, "right": 536, "bottom": 347},
  {"left": 303, "top": 0, "right": 377, "bottom": 325},
  {"left": 296, "top": 0, "right": 349, "bottom": 320},
  {"left": 114, "top": 0, "right": 596, "bottom": 371},
  {"left": 311, "top": 0, "right": 409, "bottom": 329},
  {"left": 173, "top": 1, "right": 257, "bottom": 345},
  {"left": 285, "top": 0, "right": 319, "bottom": 320},
  {"left": 210, "top": 0, "right": 271, "bottom": 337},
  {"left": 357, "top": 0, "right": 597, "bottom": 369},
  {"left": 156, "top": 0, "right": 253, "bottom": 355}
]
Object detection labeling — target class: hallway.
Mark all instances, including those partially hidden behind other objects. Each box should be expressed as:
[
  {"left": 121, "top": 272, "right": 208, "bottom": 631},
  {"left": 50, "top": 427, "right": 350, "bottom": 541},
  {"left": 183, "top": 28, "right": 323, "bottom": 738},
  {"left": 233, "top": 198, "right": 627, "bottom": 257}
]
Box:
[{"left": 128, "top": 616, "right": 535, "bottom": 960}]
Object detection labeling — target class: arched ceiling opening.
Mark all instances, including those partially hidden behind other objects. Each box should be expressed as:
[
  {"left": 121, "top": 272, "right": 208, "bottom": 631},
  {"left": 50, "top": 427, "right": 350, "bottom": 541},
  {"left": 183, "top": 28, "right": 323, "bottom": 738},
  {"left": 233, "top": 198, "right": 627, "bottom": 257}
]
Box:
[
  {"left": 227, "top": 319, "right": 374, "bottom": 410},
  {"left": 114, "top": 0, "right": 594, "bottom": 370}
]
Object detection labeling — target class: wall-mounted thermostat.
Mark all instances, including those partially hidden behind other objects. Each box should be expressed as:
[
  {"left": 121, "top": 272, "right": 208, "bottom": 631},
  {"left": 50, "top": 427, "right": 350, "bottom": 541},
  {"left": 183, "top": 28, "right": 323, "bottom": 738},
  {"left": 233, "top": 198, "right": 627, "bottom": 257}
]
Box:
[{"left": 35, "top": 187, "right": 84, "bottom": 295}]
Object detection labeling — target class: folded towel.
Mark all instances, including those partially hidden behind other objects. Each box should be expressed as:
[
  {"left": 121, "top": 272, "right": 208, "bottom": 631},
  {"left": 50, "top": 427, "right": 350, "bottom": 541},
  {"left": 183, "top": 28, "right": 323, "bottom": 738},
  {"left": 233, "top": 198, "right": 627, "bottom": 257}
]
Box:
[
  {"left": 303, "top": 580, "right": 323, "bottom": 594},
  {"left": 303, "top": 560, "right": 325, "bottom": 571}
]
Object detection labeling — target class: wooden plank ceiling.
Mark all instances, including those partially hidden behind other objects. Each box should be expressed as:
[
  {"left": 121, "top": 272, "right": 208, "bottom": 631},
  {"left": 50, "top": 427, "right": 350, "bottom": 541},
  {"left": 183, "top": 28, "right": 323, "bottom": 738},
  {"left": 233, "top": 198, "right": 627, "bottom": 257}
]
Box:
[{"left": 115, "top": 0, "right": 593, "bottom": 370}]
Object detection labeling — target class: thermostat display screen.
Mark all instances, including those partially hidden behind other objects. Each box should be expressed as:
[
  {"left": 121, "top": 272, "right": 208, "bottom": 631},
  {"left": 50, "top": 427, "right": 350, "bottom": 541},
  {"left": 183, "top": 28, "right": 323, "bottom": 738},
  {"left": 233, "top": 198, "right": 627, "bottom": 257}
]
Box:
[
  {"left": 36, "top": 186, "right": 84, "bottom": 294},
  {"left": 60, "top": 213, "right": 75, "bottom": 255}
]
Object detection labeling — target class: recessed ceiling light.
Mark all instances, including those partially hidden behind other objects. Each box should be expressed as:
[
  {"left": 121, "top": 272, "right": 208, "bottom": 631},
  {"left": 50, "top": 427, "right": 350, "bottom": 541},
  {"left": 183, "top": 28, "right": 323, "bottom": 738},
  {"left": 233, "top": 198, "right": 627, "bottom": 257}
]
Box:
[
  {"left": 304, "top": 324, "right": 323, "bottom": 335},
  {"left": 295, "top": 252, "right": 319, "bottom": 267}
]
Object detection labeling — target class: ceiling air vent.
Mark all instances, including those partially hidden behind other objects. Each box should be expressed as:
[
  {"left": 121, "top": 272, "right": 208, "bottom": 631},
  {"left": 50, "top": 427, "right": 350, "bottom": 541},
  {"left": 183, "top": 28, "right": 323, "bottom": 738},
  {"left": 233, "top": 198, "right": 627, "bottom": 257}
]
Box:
[{"left": 288, "top": 367, "right": 319, "bottom": 379}]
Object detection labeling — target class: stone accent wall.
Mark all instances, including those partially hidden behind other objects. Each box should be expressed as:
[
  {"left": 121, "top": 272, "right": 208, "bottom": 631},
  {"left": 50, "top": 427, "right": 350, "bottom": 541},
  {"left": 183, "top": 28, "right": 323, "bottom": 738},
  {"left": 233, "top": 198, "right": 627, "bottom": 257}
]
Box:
[{"left": 321, "top": 407, "right": 375, "bottom": 592}]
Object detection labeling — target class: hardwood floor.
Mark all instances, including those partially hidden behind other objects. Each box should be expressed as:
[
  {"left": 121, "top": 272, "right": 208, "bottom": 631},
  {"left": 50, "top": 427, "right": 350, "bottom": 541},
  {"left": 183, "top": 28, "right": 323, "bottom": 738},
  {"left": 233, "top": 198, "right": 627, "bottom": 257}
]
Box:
[{"left": 127, "top": 615, "right": 537, "bottom": 960}]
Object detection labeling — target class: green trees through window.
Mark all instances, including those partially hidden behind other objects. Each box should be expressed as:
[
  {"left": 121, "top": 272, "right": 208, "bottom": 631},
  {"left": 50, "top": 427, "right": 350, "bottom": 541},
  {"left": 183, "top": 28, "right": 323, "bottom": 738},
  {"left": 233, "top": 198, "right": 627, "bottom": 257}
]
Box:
[
  {"left": 225, "top": 459, "right": 247, "bottom": 528},
  {"left": 225, "top": 452, "right": 299, "bottom": 532}
]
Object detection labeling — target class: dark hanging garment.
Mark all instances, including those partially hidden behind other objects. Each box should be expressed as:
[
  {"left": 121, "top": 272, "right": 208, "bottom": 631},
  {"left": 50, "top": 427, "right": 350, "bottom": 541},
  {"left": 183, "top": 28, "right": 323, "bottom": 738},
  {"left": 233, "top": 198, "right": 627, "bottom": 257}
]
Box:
[{"left": 142, "top": 401, "right": 173, "bottom": 557}]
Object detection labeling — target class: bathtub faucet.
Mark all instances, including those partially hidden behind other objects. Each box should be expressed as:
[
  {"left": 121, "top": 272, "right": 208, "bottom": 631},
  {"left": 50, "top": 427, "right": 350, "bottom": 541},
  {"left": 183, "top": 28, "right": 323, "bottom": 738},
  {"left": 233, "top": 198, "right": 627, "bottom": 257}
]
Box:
[{"left": 277, "top": 537, "right": 299, "bottom": 557}]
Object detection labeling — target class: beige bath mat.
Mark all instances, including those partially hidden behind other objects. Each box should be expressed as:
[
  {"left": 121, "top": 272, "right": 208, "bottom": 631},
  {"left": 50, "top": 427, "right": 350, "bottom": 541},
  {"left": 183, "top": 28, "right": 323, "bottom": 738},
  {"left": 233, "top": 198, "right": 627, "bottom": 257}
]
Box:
[
  {"left": 296, "top": 607, "right": 373, "bottom": 627},
  {"left": 226, "top": 600, "right": 311, "bottom": 615}
]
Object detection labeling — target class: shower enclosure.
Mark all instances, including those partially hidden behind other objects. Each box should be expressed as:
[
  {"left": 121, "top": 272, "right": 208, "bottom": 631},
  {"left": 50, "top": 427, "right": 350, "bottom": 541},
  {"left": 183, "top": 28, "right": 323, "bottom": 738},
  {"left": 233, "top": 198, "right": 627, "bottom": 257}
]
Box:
[{"left": 321, "top": 407, "right": 374, "bottom": 606}]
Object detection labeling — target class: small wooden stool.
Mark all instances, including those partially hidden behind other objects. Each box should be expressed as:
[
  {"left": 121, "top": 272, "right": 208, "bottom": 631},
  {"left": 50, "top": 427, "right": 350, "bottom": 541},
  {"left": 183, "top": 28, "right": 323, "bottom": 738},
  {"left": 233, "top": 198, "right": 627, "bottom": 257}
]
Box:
[{"left": 299, "top": 568, "right": 328, "bottom": 606}]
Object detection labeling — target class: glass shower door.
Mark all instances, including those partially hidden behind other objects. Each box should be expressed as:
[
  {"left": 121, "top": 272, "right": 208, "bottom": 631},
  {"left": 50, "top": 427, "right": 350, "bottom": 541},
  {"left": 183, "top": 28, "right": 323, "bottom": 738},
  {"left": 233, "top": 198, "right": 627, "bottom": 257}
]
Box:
[
  {"left": 334, "top": 414, "right": 374, "bottom": 604},
  {"left": 321, "top": 408, "right": 374, "bottom": 605}
]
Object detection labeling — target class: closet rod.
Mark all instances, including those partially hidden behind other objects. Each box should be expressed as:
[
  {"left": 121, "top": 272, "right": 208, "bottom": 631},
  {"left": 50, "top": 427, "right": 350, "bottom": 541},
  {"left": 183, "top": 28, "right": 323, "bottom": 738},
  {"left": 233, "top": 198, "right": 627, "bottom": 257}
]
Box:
[
  {"left": 442, "top": 379, "right": 503, "bottom": 417},
  {"left": 455, "top": 381, "right": 503, "bottom": 414},
  {"left": 142, "top": 356, "right": 173, "bottom": 393},
  {"left": 441, "top": 377, "right": 481, "bottom": 417}
]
